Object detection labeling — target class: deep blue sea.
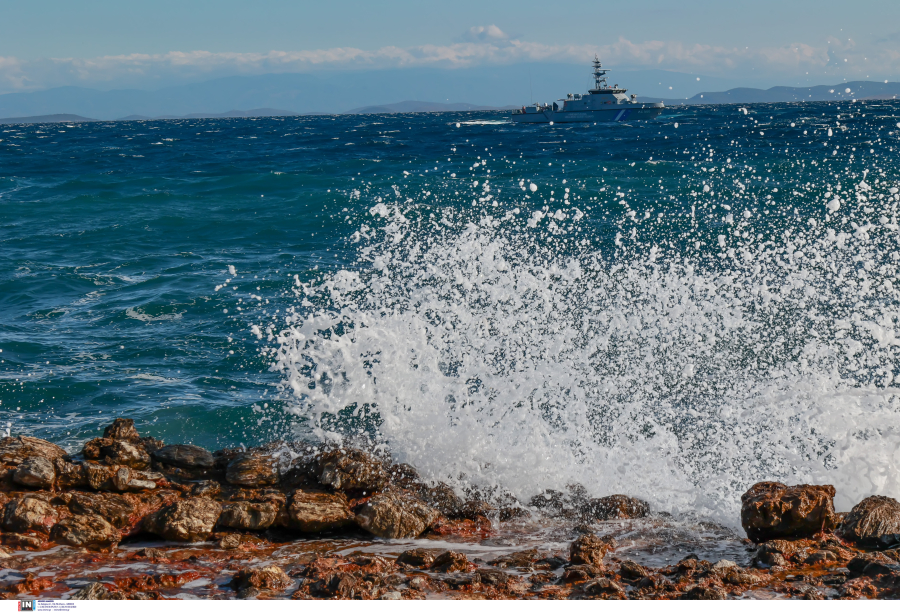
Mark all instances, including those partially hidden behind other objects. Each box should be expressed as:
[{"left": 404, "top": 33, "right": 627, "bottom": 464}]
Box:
[{"left": 3, "top": 104, "right": 900, "bottom": 523}]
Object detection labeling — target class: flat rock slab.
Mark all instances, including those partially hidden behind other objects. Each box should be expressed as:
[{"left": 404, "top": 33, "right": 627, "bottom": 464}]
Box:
[
  {"left": 151, "top": 445, "right": 215, "bottom": 470},
  {"left": 287, "top": 490, "right": 354, "bottom": 533}
]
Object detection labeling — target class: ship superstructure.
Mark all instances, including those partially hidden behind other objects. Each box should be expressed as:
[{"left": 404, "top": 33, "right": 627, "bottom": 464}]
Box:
[{"left": 512, "top": 56, "right": 664, "bottom": 123}]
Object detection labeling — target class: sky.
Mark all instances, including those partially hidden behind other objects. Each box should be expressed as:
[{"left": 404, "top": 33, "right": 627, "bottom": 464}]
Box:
[{"left": 2, "top": 0, "right": 900, "bottom": 94}]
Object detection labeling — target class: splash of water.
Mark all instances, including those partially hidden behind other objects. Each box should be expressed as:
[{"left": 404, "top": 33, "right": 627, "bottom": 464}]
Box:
[{"left": 268, "top": 168, "right": 900, "bottom": 528}]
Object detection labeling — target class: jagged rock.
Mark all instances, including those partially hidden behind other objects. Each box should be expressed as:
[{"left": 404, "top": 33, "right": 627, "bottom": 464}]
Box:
[
  {"left": 13, "top": 457, "right": 56, "bottom": 489},
  {"left": 151, "top": 444, "right": 215, "bottom": 470},
  {"left": 489, "top": 548, "right": 540, "bottom": 568},
  {"left": 71, "top": 583, "right": 116, "bottom": 600},
  {"left": 355, "top": 490, "right": 440, "bottom": 539},
  {"left": 0, "top": 436, "right": 66, "bottom": 466},
  {"left": 318, "top": 449, "right": 388, "bottom": 493},
  {"left": 847, "top": 551, "right": 895, "bottom": 576},
  {"left": 619, "top": 559, "right": 650, "bottom": 579},
  {"left": 218, "top": 501, "right": 278, "bottom": 530},
  {"left": 144, "top": 498, "right": 221, "bottom": 542},
  {"left": 740, "top": 481, "right": 837, "bottom": 542},
  {"left": 752, "top": 539, "right": 811, "bottom": 567},
  {"left": 311, "top": 574, "right": 359, "bottom": 598},
  {"left": 80, "top": 463, "right": 157, "bottom": 492},
  {"left": 561, "top": 564, "right": 604, "bottom": 583},
  {"left": 838, "top": 495, "right": 900, "bottom": 549},
  {"left": 476, "top": 568, "right": 510, "bottom": 585},
  {"left": 586, "top": 495, "right": 650, "bottom": 520},
  {"left": 4, "top": 497, "right": 58, "bottom": 533},
  {"left": 584, "top": 577, "right": 624, "bottom": 595},
  {"left": 103, "top": 418, "right": 140, "bottom": 441},
  {"left": 68, "top": 492, "right": 137, "bottom": 529},
  {"left": 219, "top": 533, "right": 242, "bottom": 550},
  {"left": 1, "top": 533, "right": 44, "bottom": 549},
  {"left": 190, "top": 480, "right": 222, "bottom": 497},
  {"left": 397, "top": 548, "right": 441, "bottom": 567},
  {"left": 103, "top": 440, "right": 151, "bottom": 469},
  {"left": 431, "top": 550, "right": 470, "bottom": 573},
  {"left": 570, "top": 534, "right": 615, "bottom": 566},
  {"left": 51, "top": 514, "right": 119, "bottom": 549},
  {"left": 54, "top": 459, "right": 87, "bottom": 488},
  {"left": 226, "top": 453, "right": 279, "bottom": 487},
  {"left": 286, "top": 490, "right": 354, "bottom": 532},
  {"left": 682, "top": 585, "right": 727, "bottom": 600},
  {"left": 230, "top": 566, "right": 292, "bottom": 595}
]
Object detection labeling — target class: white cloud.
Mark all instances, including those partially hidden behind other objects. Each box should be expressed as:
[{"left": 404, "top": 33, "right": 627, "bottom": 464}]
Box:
[{"left": 1, "top": 30, "right": 898, "bottom": 94}]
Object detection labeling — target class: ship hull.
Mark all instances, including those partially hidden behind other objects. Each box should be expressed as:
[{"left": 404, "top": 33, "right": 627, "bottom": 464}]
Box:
[{"left": 511, "top": 104, "right": 664, "bottom": 124}]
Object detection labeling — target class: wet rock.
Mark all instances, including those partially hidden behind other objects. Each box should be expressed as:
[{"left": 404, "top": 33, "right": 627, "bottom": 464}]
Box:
[
  {"left": 101, "top": 440, "right": 151, "bottom": 469},
  {"left": 219, "top": 533, "right": 242, "bottom": 550},
  {"left": 230, "top": 566, "right": 293, "bottom": 595},
  {"left": 476, "top": 568, "right": 510, "bottom": 585},
  {"left": 219, "top": 501, "right": 278, "bottom": 531},
  {"left": 397, "top": 548, "right": 441, "bottom": 568},
  {"left": 355, "top": 490, "right": 440, "bottom": 539},
  {"left": 583, "top": 577, "right": 624, "bottom": 595},
  {"left": 586, "top": 495, "right": 650, "bottom": 520},
  {"left": 54, "top": 459, "right": 87, "bottom": 488},
  {"left": 740, "top": 481, "right": 837, "bottom": 542},
  {"left": 752, "top": 539, "right": 811, "bottom": 567},
  {"left": 0, "top": 436, "right": 67, "bottom": 466},
  {"left": 286, "top": 490, "right": 354, "bottom": 533},
  {"left": 804, "top": 549, "right": 839, "bottom": 565},
  {"left": 1, "top": 533, "right": 44, "bottom": 549},
  {"left": 415, "top": 482, "right": 465, "bottom": 516},
  {"left": 103, "top": 418, "right": 140, "bottom": 441},
  {"left": 71, "top": 583, "right": 116, "bottom": 600},
  {"left": 226, "top": 453, "right": 279, "bottom": 487},
  {"left": 431, "top": 550, "right": 470, "bottom": 573},
  {"left": 190, "top": 480, "right": 222, "bottom": 497},
  {"left": 838, "top": 495, "right": 900, "bottom": 549},
  {"left": 619, "top": 559, "right": 650, "bottom": 580},
  {"left": 318, "top": 448, "right": 388, "bottom": 493},
  {"left": 13, "top": 456, "right": 56, "bottom": 489},
  {"left": 4, "top": 497, "right": 58, "bottom": 533},
  {"left": 311, "top": 574, "right": 359, "bottom": 598},
  {"left": 444, "top": 573, "right": 480, "bottom": 588},
  {"left": 561, "top": 564, "right": 604, "bottom": 583},
  {"left": 69, "top": 492, "right": 137, "bottom": 529},
  {"left": 380, "top": 591, "right": 403, "bottom": 600},
  {"left": 570, "top": 533, "right": 616, "bottom": 566},
  {"left": 847, "top": 551, "right": 896, "bottom": 577},
  {"left": 51, "top": 514, "right": 119, "bottom": 549},
  {"left": 144, "top": 497, "right": 221, "bottom": 542},
  {"left": 407, "top": 576, "right": 428, "bottom": 590},
  {"left": 489, "top": 548, "right": 540, "bottom": 568},
  {"left": 682, "top": 585, "right": 727, "bottom": 600},
  {"left": 151, "top": 444, "right": 215, "bottom": 470}
]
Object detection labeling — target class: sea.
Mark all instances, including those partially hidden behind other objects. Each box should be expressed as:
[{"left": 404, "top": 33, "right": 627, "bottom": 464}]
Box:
[{"left": 3, "top": 103, "right": 900, "bottom": 530}]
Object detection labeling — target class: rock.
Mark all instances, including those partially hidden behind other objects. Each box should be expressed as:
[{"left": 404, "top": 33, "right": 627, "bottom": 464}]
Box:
[
  {"left": 230, "top": 566, "right": 292, "bottom": 595},
  {"left": 311, "top": 574, "right": 359, "bottom": 598},
  {"left": 354, "top": 490, "right": 441, "bottom": 539},
  {"left": 682, "top": 585, "right": 727, "bottom": 600},
  {"left": 0, "top": 436, "right": 66, "bottom": 466},
  {"left": 740, "top": 481, "right": 837, "bottom": 542},
  {"left": 103, "top": 418, "right": 140, "bottom": 441},
  {"left": 397, "top": 548, "right": 441, "bottom": 567},
  {"left": 586, "top": 495, "right": 650, "bottom": 520},
  {"left": 286, "top": 490, "right": 354, "bottom": 533},
  {"left": 71, "top": 583, "right": 115, "bottom": 600},
  {"left": 570, "top": 534, "right": 615, "bottom": 566},
  {"left": 4, "top": 497, "right": 58, "bottom": 534},
  {"left": 144, "top": 498, "right": 221, "bottom": 542},
  {"left": 54, "top": 459, "right": 87, "bottom": 488},
  {"left": 847, "top": 552, "right": 895, "bottom": 577},
  {"left": 431, "top": 550, "right": 470, "bottom": 573},
  {"left": 561, "top": 564, "right": 603, "bottom": 583},
  {"left": 102, "top": 440, "right": 150, "bottom": 469},
  {"left": 226, "top": 453, "right": 279, "bottom": 487},
  {"left": 804, "top": 550, "right": 839, "bottom": 565},
  {"left": 380, "top": 591, "right": 403, "bottom": 600},
  {"left": 476, "top": 568, "right": 509, "bottom": 585},
  {"left": 318, "top": 449, "right": 389, "bottom": 493},
  {"left": 69, "top": 492, "right": 137, "bottom": 529},
  {"left": 711, "top": 559, "right": 738, "bottom": 571},
  {"left": 489, "top": 548, "right": 540, "bottom": 568},
  {"left": 151, "top": 444, "right": 215, "bottom": 470},
  {"left": 13, "top": 457, "right": 56, "bottom": 489},
  {"left": 219, "top": 501, "right": 278, "bottom": 531},
  {"left": 1, "top": 533, "right": 44, "bottom": 549},
  {"left": 190, "top": 481, "right": 222, "bottom": 497},
  {"left": 408, "top": 576, "right": 428, "bottom": 590},
  {"left": 619, "top": 559, "right": 650, "bottom": 579},
  {"left": 444, "top": 573, "right": 480, "bottom": 588},
  {"left": 219, "top": 533, "right": 242, "bottom": 550},
  {"left": 838, "top": 495, "right": 900, "bottom": 549},
  {"left": 51, "top": 515, "right": 119, "bottom": 549},
  {"left": 583, "top": 577, "right": 624, "bottom": 595}
]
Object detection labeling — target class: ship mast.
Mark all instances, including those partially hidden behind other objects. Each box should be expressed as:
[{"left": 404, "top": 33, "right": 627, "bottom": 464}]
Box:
[{"left": 592, "top": 55, "right": 609, "bottom": 91}]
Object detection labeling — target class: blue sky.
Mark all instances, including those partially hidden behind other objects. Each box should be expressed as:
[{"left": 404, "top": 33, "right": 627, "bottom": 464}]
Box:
[{"left": 2, "top": 0, "right": 899, "bottom": 93}]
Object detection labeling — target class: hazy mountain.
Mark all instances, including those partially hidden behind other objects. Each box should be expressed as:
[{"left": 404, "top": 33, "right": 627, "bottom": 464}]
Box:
[
  {"left": 0, "top": 113, "right": 96, "bottom": 124},
  {"left": 639, "top": 80, "right": 900, "bottom": 105}
]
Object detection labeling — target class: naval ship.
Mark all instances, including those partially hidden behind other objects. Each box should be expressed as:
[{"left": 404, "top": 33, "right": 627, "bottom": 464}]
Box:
[{"left": 512, "top": 56, "right": 664, "bottom": 123}]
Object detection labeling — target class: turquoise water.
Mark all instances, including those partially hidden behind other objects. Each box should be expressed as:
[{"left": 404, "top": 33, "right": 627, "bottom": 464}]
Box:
[{"left": 3, "top": 104, "right": 900, "bottom": 523}]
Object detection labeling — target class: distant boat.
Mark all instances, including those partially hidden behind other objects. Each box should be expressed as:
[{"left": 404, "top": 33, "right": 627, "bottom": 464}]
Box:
[{"left": 512, "top": 56, "right": 664, "bottom": 124}]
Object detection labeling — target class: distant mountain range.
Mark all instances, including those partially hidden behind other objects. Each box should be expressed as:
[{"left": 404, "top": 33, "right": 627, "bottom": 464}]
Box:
[{"left": 1, "top": 70, "right": 898, "bottom": 124}]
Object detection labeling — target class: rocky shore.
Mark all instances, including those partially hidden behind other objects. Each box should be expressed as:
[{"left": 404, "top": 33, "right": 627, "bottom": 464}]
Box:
[{"left": 0, "top": 420, "right": 897, "bottom": 600}]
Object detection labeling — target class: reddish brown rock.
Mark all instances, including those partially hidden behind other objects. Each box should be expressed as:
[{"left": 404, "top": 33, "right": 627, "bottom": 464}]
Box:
[
  {"left": 354, "top": 490, "right": 440, "bottom": 539},
  {"left": 103, "top": 418, "right": 140, "bottom": 441},
  {"left": 13, "top": 457, "right": 56, "bottom": 489},
  {"left": 51, "top": 514, "right": 120, "bottom": 550},
  {"left": 144, "top": 497, "right": 221, "bottom": 542},
  {"left": 570, "top": 534, "right": 615, "bottom": 566},
  {"left": 226, "top": 453, "right": 279, "bottom": 487},
  {"left": 4, "top": 497, "right": 59, "bottom": 534},
  {"left": 0, "top": 436, "right": 66, "bottom": 466},
  {"left": 431, "top": 550, "right": 471, "bottom": 573},
  {"left": 102, "top": 440, "right": 151, "bottom": 469},
  {"left": 152, "top": 444, "right": 215, "bottom": 470},
  {"left": 583, "top": 577, "right": 624, "bottom": 596},
  {"left": 397, "top": 548, "right": 442, "bottom": 567},
  {"left": 586, "top": 495, "right": 650, "bottom": 520},
  {"left": 68, "top": 492, "right": 138, "bottom": 529},
  {"left": 286, "top": 490, "right": 354, "bottom": 533},
  {"left": 218, "top": 501, "right": 279, "bottom": 531},
  {"left": 230, "top": 566, "right": 293, "bottom": 595},
  {"left": 489, "top": 548, "right": 540, "bottom": 569},
  {"left": 318, "top": 448, "right": 389, "bottom": 493},
  {"left": 54, "top": 459, "right": 87, "bottom": 488},
  {"left": 838, "top": 495, "right": 900, "bottom": 549},
  {"left": 740, "top": 481, "right": 837, "bottom": 542}
]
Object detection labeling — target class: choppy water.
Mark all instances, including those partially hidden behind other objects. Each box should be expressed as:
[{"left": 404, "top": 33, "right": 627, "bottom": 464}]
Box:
[{"left": 3, "top": 103, "right": 900, "bottom": 528}]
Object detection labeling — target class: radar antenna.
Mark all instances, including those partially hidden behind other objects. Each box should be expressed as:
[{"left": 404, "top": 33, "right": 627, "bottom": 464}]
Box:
[{"left": 592, "top": 55, "right": 610, "bottom": 91}]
